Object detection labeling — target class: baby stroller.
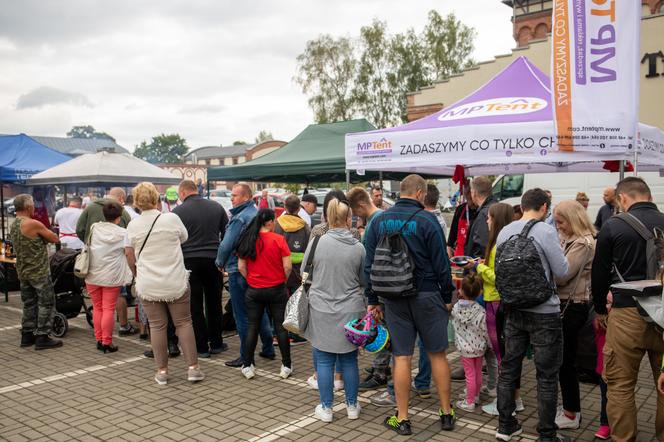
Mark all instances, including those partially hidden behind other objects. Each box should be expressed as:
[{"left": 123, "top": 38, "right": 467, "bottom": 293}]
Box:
[{"left": 50, "top": 248, "right": 93, "bottom": 337}]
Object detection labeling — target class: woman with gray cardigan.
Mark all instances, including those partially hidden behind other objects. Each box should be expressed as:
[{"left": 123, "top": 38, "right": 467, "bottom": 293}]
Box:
[{"left": 303, "top": 199, "right": 366, "bottom": 423}]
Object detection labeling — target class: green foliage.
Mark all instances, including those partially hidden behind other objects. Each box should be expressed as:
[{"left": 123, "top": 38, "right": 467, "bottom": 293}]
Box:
[
  {"left": 295, "top": 11, "right": 475, "bottom": 127},
  {"left": 255, "top": 130, "right": 274, "bottom": 144},
  {"left": 67, "top": 125, "right": 116, "bottom": 142},
  {"left": 134, "top": 133, "right": 189, "bottom": 164},
  {"left": 232, "top": 140, "right": 247, "bottom": 146}
]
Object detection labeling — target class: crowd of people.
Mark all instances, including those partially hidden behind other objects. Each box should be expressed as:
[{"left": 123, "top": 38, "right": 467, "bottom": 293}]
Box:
[{"left": 8, "top": 174, "right": 664, "bottom": 442}]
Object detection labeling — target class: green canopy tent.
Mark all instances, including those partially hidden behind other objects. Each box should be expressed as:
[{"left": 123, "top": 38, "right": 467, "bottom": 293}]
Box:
[{"left": 207, "top": 119, "right": 445, "bottom": 184}]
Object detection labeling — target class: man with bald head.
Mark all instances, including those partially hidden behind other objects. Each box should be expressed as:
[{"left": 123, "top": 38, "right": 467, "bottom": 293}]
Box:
[
  {"left": 216, "top": 183, "right": 275, "bottom": 367},
  {"left": 595, "top": 187, "right": 617, "bottom": 230},
  {"left": 76, "top": 187, "right": 134, "bottom": 334}
]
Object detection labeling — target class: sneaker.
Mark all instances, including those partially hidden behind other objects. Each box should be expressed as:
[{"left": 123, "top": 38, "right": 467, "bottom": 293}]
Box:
[
  {"left": 119, "top": 324, "right": 137, "bottom": 336},
  {"left": 439, "top": 408, "right": 456, "bottom": 431},
  {"left": 594, "top": 425, "right": 611, "bottom": 440},
  {"left": 143, "top": 349, "right": 154, "bottom": 358},
  {"left": 358, "top": 374, "right": 387, "bottom": 391},
  {"left": 225, "top": 357, "right": 243, "bottom": 368},
  {"left": 496, "top": 422, "right": 523, "bottom": 441},
  {"left": 315, "top": 404, "right": 333, "bottom": 423},
  {"left": 482, "top": 399, "right": 518, "bottom": 417},
  {"left": 210, "top": 343, "right": 229, "bottom": 354},
  {"left": 555, "top": 408, "right": 581, "bottom": 430},
  {"left": 34, "top": 335, "right": 63, "bottom": 350},
  {"left": 307, "top": 375, "right": 318, "bottom": 390},
  {"left": 280, "top": 365, "right": 292, "bottom": 379},
  {"left": 384, "top": 415, "right": 412, "bottom": 436},
  {"left": 334, "top": 379, "right": 344, "bottom": 391},
  {"left": 20, "top": 331, "right": 35, "bottom": 347},
  {"left": 515, "top": 397, "right": 525, "bottom": 412},
  {"left": 187, "top": 367, "right": 205, "bottom": 382},
  {"left": 168, "top": 341, "right": 180, "bottom": 357},
  {"left": 346, "top": 402, "right": 361, "bottom": 420},
  {"left": 241, "top": 365, "right": 255, "bottom": 380},
  {"left": 154, "top": 370, "right": 168, "bottom": 385},
  {"left": 259, "top": 351, "right": 276, "bottom": 360},
  {"left": 451, "top": 366, "right": 465, "bottom": 382},
  {"left": 289, "top": 337, "right": 307, "bottom": 345},
  {"left": 198, "top": 352, "right": 211, "bottom": 359},
  {"left": 456, "top": 399, "right": 476, "bottom": 412},
  {"left": 415, "top": 387, "right": 432, "bottom": 399},
  {"left": 457, "top": 388, "right": 479, "bottom": 403},
  {"left": 370, "top": 390, "right": 396, "bottom": 407},
  {"left": 481, "top": 385, "right": 498, "bottom": 398}
]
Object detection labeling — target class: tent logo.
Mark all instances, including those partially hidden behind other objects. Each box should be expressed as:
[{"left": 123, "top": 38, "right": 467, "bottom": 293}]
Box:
[
  {"left": 437, "top": 97, "right": 547, "bottom": 122},
  {"left": 356, "top": 137, "right": 392, "bottom": 156}
]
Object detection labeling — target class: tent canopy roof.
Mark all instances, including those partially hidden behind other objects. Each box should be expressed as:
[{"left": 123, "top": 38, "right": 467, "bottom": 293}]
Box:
[
  {"left": 27, "top": 151, "right": 180, "bottom": 186},
  {"left": 0, "top": 134, "right": 72, "bottom": 183},
  {"left": 207, "top": 119, "right": 444, "bottom": 183}
]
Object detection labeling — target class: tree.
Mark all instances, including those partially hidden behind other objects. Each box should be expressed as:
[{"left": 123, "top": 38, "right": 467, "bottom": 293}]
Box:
[
  {"left": 134, "top": 134, "right": 189, "bottom": 164},
  {"left": 254, "top": 130, "right": 274, "bottom": 144},
  {"left": 295, "top": 11, "right": 476, "bottom": 127},
  {"left": 232, "top": 140, "right": 247, "bottom": 146},
  {"left": 295, "top": 35, "right": 357, "bottom": 124},
  {"left": 67, "top": 125, "right": 116, "bottom": 142}
]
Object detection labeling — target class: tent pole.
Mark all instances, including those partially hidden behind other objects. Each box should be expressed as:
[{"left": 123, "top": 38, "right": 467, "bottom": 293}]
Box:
[
  {"left": 633, "top": 151, "right": 639, "bottom": 176},
  {"left": 345, "top": 170, "right": 350, "bottom": 191},
  {"left": 619, "top": 160, "right": 625, "bottom": 181},
  {"left": 1, "top": 175, "right": 4, "bottom": 241}
]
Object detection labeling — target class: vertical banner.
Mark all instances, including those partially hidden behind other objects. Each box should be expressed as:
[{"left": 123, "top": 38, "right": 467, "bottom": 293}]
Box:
[{"left": 551, "top": 0, "right": 640, "bottom": 152}]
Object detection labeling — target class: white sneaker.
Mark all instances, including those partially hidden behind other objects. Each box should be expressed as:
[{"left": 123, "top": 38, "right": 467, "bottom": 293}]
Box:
[
  {"left": 241, "top": 365, "right": 255, "bottom": 380},
  {"left": 515, "top": 397, "right": 525, "bottom": 412},
  {"left": 481, "top": 398, "right": 517, "bottom": 417},
  {"left": 481, "top": 385, "right": 497, "bottom": 398},
  {"left": 555, "top": 407, "right": 580, "bottom": 429},
  {"left": 456, "top": 399, "right": 476, "bottom": 412},
  {"left": 315, "top": 404, "right": 333, "bottom": 423},
  {"left": 280, "top": 365, "right": 292, "bottom": 379},
  {"left": 307, "top": 375, "right": 318, "bottom": 390},
  {"left": 334, "top": 379, "right": 344, "bottom": 391},
  {"left": 346, "top": 402, "right": 361, "bottom": 420}
]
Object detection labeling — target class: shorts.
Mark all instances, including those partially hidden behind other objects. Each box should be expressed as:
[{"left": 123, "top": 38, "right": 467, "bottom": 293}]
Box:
[
  {"left": 383, "top": 291, "right": 449, "bottom": 356},
  {"left": 120, "top": 285, "right": 135, "bottom": 306}
]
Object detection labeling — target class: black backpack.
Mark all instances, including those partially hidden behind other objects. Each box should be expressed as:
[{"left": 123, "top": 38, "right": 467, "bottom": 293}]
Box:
[
  {"left": 613, "top": 213, "right": 664, "bottom": 280},
  {"left": 370, "top": 210, "right": 422, "bottom": 300},
  {"left": 495, "top": 219, "right": 555, "bottom": 309}
]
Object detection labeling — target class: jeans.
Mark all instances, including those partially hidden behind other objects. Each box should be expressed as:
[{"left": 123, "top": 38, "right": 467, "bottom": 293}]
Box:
[
  {"left": 497, "top": 309, "right": 562, "bottom": 440},
  {"left": 462, "top": 356, "right": 483, "bottom": 403},
  {"left": 559, "top": 303, "right": 590, "bottom": 412},
  {"left": 312, "top": 349, "right": 343, "bottom": 374},
  {"left": 314, "top": 348, "right": 359, "bottom": 408},
  {"left": 244, "top": 284, "right": 290, "bottom": 368},
  {"left": 228, "top": 272, "right": 274, "bottom": 360},
  {"left": 87, "top": 284, "right": 120, "bottom": 345},
  {"left": 387, "top": 338, "right": 431, "bottom": 395},
  {"left": 184, "top": 257, "right": 224, "bottom": 353}
]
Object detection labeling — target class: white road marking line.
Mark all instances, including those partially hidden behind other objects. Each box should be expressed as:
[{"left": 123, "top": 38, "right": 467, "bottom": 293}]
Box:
[{"left": 0, "top": 324, "right": 21, "bottom": 332}]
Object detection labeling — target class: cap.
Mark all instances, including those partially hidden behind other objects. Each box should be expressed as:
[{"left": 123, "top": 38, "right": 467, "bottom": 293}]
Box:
[
  {"left": 166, "top": 187, "right": 178, "bottom": 201},
  {"left": 301, "top": 194, "right": 318, "bottom": 206}
]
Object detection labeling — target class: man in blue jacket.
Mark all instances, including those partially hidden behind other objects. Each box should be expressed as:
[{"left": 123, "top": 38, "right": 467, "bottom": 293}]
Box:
[
  {"left": 364, "top": 174, "right": 456, "bottom": 436},
  {"left": 216, "top": 183, "right": 275, "bottom": 367}
]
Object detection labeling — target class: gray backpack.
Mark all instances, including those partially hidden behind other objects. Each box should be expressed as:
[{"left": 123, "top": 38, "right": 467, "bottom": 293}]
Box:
[{"left": 370, "top": 210, "right": 422, "bottom": 300}]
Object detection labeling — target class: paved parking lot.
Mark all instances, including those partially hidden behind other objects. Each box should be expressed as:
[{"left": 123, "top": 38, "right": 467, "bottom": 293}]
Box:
[{"left": 0, "top": 291, "right": 660, "bottom": 441}]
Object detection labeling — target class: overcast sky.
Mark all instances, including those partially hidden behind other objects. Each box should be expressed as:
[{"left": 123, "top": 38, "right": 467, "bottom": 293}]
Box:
[{"left": 0, "top": 0, "right": 515, "bottom": 152}]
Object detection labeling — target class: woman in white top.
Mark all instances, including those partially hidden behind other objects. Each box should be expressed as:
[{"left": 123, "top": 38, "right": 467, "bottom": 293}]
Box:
[
  {"left": 125, "top": 182, "right": 203, "bottom": 385},
  {"left": 86, "top": 201, "right": 134, "bottom": 353}
]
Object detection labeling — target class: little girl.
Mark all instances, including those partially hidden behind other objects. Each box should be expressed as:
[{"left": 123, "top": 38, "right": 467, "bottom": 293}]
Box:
[{"left": 452, "top": 274, "right": 490, "bottom": 412}]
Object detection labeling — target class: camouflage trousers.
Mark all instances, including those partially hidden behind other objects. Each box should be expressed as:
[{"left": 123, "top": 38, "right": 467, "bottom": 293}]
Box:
[{"left": 20, "top": 277, "right": 55, "bottom": 336}]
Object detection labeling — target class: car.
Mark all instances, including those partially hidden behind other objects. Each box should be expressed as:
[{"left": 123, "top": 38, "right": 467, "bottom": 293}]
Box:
[
  {"left": 3, "top": 198, "right": 15, "bottom": 216},
  {"left": 209, "top": 196, "right": 232, "bottom": 218},
  {"left": 209, "top": 189, "right": 231, "bottom": 198},
  {"left": 253, "top": 192, "right": 286, "bottom": 217}
]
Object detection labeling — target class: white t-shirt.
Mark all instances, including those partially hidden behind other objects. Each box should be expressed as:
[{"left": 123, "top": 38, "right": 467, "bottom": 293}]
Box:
[
  {"left": 125, "top": 206, "right": 140, "bottom": 220},
  {"left": 54, "top": 207, "right": 84, "bottom": 250}
]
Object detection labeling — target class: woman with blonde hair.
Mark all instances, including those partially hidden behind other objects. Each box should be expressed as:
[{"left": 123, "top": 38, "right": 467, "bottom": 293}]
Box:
[
  {"left": 303, "top": 199, "right": 366, "bottom": 423},
  {"left": 125, "top": 182, "right": 203, "bottom": 385},
  {"left": 552, "top": 200, "right": 596, "bottom": 430}
]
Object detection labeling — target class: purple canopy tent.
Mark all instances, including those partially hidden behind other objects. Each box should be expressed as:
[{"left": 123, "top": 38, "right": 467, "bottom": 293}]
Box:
[{"left": 345, "top": 57, "right": 664, "bottom": 176}]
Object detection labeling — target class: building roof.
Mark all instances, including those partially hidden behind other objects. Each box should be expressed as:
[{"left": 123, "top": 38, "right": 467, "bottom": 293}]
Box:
[
  {"left": 27, "top": 135, "right": 129, "bottom": 155},
  {"left": 184, "top": 144, "right": 254, "bottom": 161}
]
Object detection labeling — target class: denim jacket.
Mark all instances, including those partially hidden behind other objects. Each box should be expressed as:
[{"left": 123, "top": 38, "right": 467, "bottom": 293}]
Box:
[{"left": 215, "top": 200, "right": 257, "bottom": 273}]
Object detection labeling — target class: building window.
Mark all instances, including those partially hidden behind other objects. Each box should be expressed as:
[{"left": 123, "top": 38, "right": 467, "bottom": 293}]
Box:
[
  {"left": 659, "top": 2, "right": 664, "bottom": 13},
  {"left": 232, "top": 158, "right": 238, "bottom": 165}
]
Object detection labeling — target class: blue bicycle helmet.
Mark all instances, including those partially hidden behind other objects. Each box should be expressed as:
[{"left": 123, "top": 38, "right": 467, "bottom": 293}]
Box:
[{"left": 364, "top": 323, "right": 390, "bottom": 353}]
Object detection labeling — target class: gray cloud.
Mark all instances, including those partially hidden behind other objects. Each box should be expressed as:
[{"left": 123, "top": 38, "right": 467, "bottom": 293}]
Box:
[
  {"left": 178, "top": 104, "right": 225, "bottom": 114},
  {"left": 16, "top": 86, "right": 93, "bottom": 109}
]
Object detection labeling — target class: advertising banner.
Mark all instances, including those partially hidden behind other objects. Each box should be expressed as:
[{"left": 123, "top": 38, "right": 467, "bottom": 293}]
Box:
[{"left": 551, "top": 0, "right": 640, "bottom": 152}]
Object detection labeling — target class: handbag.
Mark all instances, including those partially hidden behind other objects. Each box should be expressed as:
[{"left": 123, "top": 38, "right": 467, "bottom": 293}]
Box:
[
  {"left": 74, "top": 223, "right": 97, "bottom": 279},
  {"left": 283, "top": 235, "right": 321, "bottom": 334},
  {"left": 130, "top": 214, "right": 161, "bottom": 297}
]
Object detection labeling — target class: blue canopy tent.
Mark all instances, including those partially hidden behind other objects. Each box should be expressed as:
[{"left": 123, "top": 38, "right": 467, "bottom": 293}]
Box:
[{"left": 0, "top": 134, "right": 72, "bottom": 238}]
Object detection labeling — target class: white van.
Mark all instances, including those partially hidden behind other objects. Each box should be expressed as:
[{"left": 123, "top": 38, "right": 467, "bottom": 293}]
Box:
[{"left": 491, "top": 172, "right": 664, "bottom": 221}]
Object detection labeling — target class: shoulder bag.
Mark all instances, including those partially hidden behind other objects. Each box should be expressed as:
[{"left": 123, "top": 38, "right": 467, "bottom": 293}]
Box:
[
  {"left": 74, "top": 223, "right": 97, "bottom": 279},
  {"left": 130, "top": 214, "right": 161, "bottom": 297},
  {"left": 283, "top": 235, "right": 321, "bottom": 334}
]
